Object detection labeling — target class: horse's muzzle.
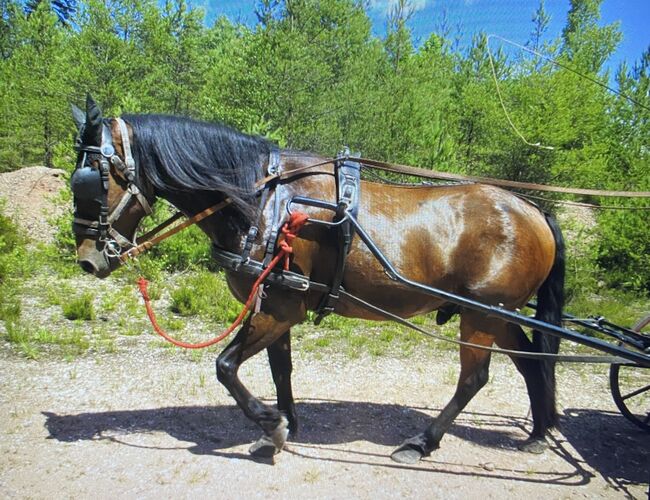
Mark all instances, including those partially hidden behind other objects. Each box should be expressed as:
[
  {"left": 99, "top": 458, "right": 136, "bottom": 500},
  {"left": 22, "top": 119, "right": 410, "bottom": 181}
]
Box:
[{"left": 76, "top": 242, "right": 113, "bottom": 279}]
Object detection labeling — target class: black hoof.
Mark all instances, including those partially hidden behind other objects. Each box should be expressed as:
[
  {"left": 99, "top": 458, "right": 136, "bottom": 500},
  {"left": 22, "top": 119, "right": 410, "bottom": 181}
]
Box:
[
  {"left": 249, "top": 415, "right": 289, "bottom": 457},
  {"left": 287, "top": 418, "right": 298, "bottom": 438},
  {"left": 249, "top": 435, "right": 279, "bottom": 457},
  {"left": 391, "top": 434, "right": 431, "bottom": 464},
  {"left": 391, "top": 446, "right": 424, "bottom": 464},
  {"left": 518, "top": 437, "right": 548, "bottom": 454}
]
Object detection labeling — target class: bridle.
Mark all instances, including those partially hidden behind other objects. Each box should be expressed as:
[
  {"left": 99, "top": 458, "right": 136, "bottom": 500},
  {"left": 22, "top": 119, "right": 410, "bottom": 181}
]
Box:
[{"left": 72, "top": 118, "right": 153, "bottom": 259}]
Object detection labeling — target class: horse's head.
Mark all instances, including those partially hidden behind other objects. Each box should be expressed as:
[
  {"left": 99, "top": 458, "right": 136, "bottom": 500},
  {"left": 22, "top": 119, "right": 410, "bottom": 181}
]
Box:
[{"left": 70, "top": 95, "right": 154, "bottom": 278}]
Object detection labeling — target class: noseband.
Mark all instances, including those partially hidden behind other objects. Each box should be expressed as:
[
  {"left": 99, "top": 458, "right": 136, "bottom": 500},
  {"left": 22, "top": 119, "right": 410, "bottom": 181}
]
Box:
[{"left": 72, "top": 118, "right": 153, "bottom": 258}]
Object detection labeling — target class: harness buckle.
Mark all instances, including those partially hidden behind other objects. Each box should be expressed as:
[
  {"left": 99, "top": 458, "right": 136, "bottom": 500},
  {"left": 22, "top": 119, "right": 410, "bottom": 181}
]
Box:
[{"left": 104, "top": 239, "right": 122, "bottom": 258}]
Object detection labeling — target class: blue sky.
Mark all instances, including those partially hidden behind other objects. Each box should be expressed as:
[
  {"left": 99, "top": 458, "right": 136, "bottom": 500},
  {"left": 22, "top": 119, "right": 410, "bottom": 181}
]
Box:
[{"left": 189, "top": 0, "right": 649, "bottom": 75}]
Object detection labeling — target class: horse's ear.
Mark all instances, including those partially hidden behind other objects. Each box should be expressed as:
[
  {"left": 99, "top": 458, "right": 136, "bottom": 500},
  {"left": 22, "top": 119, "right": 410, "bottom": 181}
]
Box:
[
  {"left": 71, "top": 104, "right": 85, "bottom": 130},
  {"left": 82, "top": 93, "right": 103, "bottom": 146}
]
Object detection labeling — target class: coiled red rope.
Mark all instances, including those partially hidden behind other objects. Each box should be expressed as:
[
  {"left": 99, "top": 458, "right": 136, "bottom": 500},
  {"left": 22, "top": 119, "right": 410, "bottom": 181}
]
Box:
[{"left": 137, "top": 212, "right": 310, "bottom": 349}]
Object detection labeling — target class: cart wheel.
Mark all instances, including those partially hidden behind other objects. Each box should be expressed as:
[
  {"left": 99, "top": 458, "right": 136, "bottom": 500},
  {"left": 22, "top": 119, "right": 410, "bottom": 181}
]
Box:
[{"left": 609, "top": 314, "right": 650, "bottom": 433}]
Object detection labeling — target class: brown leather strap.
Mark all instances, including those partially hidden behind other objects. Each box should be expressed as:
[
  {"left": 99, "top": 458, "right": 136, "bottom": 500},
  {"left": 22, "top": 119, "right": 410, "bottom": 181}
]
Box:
[
  {"left": 350, "top": 156, "right": 650, "bottom": 198},
  {"left": 136, "top": 212, "right": 184, "bottom": 244},
  {"left": 120, "top": 198, "right": 233, "bottom": 262}
]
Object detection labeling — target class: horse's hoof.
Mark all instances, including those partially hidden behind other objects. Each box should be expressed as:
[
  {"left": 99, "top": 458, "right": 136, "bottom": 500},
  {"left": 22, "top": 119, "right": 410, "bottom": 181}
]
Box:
[
  {"left": 249, "top": 415, "right": 289, "bottom": 457},
  {"left": 518, "top": 437, "right": 548, "bottom": 454},
  {"left": 270, "top": 415, "right": 289, "bottom": 450},
  {"left": 390, "top": 445, "right": 424, "bottom": 464},
  {"left": 249, "top": 435, "right": 280, "bottom": 457}
]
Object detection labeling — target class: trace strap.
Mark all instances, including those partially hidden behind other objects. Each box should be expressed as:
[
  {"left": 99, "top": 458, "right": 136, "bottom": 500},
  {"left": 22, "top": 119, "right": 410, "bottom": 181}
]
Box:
[{"left": 137, "top": 211, "right": 309, "bottom": 349}]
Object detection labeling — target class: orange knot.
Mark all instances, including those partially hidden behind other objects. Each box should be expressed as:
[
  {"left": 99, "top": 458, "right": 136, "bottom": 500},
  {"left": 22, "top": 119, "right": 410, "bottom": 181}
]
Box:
[
  {"left": 279, "top": 211, "right": 309, "bottom": 270},
  {"left": 137, "top": 276, "right": 150, "bottom": 301}
]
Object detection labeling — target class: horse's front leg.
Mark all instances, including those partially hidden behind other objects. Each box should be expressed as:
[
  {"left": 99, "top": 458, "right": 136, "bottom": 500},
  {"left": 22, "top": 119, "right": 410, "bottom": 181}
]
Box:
[
  {"left": 216, "top": 309, "right": 303, "bottom": 457},
  {"left": 267, "top": 330, "right": 298, "bottom": 436}
]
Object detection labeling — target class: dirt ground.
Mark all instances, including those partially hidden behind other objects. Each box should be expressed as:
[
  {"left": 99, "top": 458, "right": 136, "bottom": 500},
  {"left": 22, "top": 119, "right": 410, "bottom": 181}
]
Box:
[
  {"left": 0, "top": 166, "right": 67, "bottom": 244},
  {"left": 1, "top": 343, "right": 648, "bottom": 499}
]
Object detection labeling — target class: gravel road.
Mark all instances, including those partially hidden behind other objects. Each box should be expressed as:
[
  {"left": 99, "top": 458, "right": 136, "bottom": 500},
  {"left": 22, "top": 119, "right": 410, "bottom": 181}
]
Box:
[{"left": 1, "top": 343, "right": 648, "bottom": 499}]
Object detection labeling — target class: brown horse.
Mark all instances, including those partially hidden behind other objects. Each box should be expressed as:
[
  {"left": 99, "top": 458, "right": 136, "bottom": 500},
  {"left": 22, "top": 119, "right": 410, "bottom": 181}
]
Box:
[{"left": 71, "top": 96, "right": 564, "bottom": 464}]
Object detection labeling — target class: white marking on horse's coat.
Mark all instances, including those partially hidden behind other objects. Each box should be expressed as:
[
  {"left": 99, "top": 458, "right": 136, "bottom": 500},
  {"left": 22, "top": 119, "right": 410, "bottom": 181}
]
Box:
[
  {"left": 468, "top": 190, "right": 520, "bottom": 291},
  {"left": 359, "top": 191, "right": 465, "bottom": 277}
]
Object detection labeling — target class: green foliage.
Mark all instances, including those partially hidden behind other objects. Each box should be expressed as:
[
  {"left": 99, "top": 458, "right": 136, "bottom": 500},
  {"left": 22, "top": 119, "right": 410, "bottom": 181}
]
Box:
[
  {"left": 138, "top": 202, "right": 213, "bottom": 273},
  {"left": 4, "top": 319, "right": 91, "bottom": 359},
  {"left": 0, "top": 202, "right": 26, "bottom": 282},
  {"left": 170, "top": 270, "right": 240, "bottom": 323},
  {"left": 597, "top": 204, "right": 650, "bottom": 291},
  {"left": 62, "top": 293, "right": 95, "bottom": 320},
  {"left": 0, "top": 202, "right": 27, "bottom": 323},
  {"left": 0, "top": 0, "right": 647, "bottom": 294}
]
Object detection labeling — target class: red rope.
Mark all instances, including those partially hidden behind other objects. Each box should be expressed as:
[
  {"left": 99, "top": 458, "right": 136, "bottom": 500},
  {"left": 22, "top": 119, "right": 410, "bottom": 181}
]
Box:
[{"left": 137, "top": 212, "right": 310, "bottom": 349}]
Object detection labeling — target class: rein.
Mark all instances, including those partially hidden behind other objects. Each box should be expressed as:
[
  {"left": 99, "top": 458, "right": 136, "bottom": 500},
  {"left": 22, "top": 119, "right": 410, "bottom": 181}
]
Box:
[{"left": 347, "top": 156, "right": 650, "bottom": 198}]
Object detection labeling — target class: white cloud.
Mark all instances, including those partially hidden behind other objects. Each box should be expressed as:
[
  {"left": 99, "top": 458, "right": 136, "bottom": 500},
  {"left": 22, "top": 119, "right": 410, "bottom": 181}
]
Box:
[{"left": 368, "top": 0, "right": 428, "bottom": 15}]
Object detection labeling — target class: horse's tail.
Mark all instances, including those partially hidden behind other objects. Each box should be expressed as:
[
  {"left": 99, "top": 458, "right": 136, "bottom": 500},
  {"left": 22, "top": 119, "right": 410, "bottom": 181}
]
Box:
[{"left": 532, "top": 212, "right": 565, "bottom": 429}]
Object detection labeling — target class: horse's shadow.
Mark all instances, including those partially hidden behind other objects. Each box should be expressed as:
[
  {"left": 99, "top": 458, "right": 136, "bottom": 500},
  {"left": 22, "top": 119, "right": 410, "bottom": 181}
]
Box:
[
  {"left": 42, "top": 400, "right": 521, "bottom": 456},
  {"left": 559, "top": 408, "right": 650, "bottom": 492},
  {"left": 42, "top": 400, "right": 649, "bottom": 490}
]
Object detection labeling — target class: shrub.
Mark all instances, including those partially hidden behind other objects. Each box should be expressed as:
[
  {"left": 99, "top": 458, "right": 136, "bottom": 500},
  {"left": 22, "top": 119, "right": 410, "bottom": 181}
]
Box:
[
  {"left": 596, "top": 205, "right": 650, "bottom": 293},
  {"left": 0, "top": 201, "right": 27, "bottom": 282},
  {"left": 0, "top": 202, "right": 27, "bottom": 323}
]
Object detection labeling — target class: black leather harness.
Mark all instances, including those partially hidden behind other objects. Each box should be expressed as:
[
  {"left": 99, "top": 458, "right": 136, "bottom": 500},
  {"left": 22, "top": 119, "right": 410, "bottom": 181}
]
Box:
[
  {"left": 212, "top": 150, "right": 362, "bottom": 322},
  {"left": 314, "top": 152, "right": 361, "bottom": 323}
]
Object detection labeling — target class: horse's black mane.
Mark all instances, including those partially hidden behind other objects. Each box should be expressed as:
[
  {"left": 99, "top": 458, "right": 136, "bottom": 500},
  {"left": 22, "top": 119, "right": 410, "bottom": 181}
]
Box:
[{"left": 123, "top": 114, "right": 272, "bottom": 217}]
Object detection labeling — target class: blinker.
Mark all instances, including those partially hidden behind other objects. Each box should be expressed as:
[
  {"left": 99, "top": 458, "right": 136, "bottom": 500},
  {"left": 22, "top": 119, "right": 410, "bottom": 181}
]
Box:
[{"left": 71, "top": 166, "right": 103, "bottom": 204}]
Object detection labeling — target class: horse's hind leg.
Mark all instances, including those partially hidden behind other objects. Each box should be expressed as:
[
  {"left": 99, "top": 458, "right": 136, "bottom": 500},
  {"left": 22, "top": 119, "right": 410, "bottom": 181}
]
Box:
[
  {"left": 497, "top": 323, "right": 557, "bottom": 453},
  {"left": 267, "top": 330, "right": 298, "bottom": 436},
  {"left": 391, "top": 312, "right": 494, "bottom": 464},
  {"left": 216, "top": 310, "right": 303, "bottom": 457}
]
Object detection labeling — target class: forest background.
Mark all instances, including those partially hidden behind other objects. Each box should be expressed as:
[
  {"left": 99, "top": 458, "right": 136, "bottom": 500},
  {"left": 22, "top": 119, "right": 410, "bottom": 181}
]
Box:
[{"left": 0, "top": 0, "right": 648, "bottom": 338}]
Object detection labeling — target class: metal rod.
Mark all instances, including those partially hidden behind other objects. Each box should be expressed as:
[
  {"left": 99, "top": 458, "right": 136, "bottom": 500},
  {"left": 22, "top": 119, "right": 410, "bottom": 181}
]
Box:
[{"left": 528, "top": 302, "right": 649, "bottom": 351}]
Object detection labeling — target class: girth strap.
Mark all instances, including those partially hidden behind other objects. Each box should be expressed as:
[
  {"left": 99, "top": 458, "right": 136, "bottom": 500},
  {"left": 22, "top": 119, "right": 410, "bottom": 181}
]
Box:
[
  {"left": 314, "top": 153, "right": 361, "bottom": 324},
  {"left": 241, "top": 147, "right": 281, "bottom": 265},
  {"left": 262, "top": 148, "right": 283, "bottom": 268}
]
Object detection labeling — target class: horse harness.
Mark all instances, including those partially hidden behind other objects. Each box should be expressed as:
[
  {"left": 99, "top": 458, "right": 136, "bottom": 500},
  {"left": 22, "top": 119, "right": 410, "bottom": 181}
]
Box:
[{"left": 213, "top": 149, "right": 362, "bottom": 322}]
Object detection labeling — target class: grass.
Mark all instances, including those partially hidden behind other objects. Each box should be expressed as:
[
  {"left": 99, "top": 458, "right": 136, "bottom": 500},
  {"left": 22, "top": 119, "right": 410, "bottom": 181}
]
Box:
[
  {"left": 169, "top": 270, "right": 240, "bottom": 322},
  {"left": 3, "top": 319, "right": 92, "bottom": 359},
  {"left": 566, "top": 289, "right": 649, "bottom": 330},
  {"left": 62, "top": 293, "right": 95, "bottom": 321},
  {"left": 297, "top": 311, "right": 457, "bottom": 359}
]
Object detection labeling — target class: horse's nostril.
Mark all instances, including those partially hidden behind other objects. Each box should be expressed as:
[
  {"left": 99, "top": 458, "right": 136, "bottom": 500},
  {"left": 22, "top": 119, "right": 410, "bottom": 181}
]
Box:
[{"left": 79, "top": 260, "right": 97, "bottom": 275}]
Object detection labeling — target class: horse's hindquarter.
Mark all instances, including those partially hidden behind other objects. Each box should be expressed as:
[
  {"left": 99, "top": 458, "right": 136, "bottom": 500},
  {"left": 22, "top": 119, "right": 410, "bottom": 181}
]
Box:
[{"left": 339, "top": 182, "right": 556, "bottom": 319}]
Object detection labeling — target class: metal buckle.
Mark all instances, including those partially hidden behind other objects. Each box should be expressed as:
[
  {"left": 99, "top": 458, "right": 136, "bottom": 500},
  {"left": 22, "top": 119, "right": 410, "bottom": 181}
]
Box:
[{"left": 103, "top": 239, "right": 122, "bottom": 258}]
